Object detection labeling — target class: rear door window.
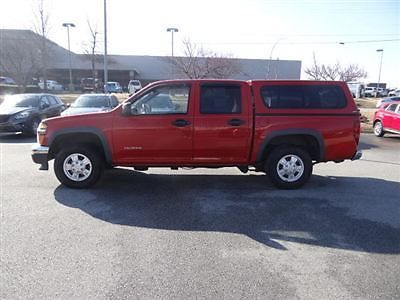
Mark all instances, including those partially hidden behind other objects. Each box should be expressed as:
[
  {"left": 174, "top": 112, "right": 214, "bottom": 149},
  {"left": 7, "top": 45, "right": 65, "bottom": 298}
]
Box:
[
  {"left": 260, "top": 85, "right": 347, "bottom": 109},
  {"left": 200, "top": 85, "right": 242, "bottom": 114}
]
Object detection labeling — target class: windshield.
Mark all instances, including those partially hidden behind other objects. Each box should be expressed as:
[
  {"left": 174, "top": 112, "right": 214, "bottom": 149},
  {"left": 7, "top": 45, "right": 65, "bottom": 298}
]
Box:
[
  {"left": 1, "top": 94, "right": 40, "bottom": 108},
  {"left": 71, "top": 95, "right": 110, "bottom": 108}
]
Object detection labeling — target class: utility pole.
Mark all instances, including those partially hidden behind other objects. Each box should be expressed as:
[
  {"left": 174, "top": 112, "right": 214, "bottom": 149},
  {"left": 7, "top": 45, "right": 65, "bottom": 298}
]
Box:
[{"left": 103, "top": 0, "right": 108, "bottom": 92}]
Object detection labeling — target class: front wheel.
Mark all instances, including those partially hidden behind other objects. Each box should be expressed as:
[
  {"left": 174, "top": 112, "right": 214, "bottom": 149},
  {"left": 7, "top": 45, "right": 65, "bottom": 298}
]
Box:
[
  {"left": 373, "top": 121, "right": 385, "bottom": 137},
  {"left": 54, "top": 147, "right": 103, "bottom": 188},
  {"left": 23, "top": 118, "right": 41, "bottom": 136},
  {"left": 265, "top": 147, "right": 312, "bottom": 189}
]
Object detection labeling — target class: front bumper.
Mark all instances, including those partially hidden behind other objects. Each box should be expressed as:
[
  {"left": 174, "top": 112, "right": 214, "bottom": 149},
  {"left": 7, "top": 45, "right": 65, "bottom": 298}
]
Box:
[
  {"left": 31, "top": 144, "right": 49, "bottom": 170},
  {"left": 0, "top": 121, "right": 27, "bottom": 133}
]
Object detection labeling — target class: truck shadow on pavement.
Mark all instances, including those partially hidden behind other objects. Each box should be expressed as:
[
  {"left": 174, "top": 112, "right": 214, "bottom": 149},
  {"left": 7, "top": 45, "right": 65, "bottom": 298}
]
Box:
[{"left": 54, "top": 169, "right": 400, "bottom": 253}]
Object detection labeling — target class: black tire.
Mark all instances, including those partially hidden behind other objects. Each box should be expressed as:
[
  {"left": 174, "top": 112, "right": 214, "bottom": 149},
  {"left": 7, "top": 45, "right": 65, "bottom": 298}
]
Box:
[
  {"left": 265, "top": 146, "right": 312, "bottom": 189},
  {"left": 54, "top": 146, "right": 103, "bottom": 188},
  {"left": 373, "top": 121, "right": 385, "bottom": 137},
  {"left": 23, "top": 118, "right": 41, "bottom": 136}
]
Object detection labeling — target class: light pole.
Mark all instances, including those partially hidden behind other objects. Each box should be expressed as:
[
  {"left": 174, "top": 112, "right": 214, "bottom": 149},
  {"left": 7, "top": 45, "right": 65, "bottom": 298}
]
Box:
[
  {"left": 103, "top": 0, "right": 108, "bottom": 92},
  {"left": 376, "top": 49, "right": 384, "bottom": 97},
  {"left": 266, "top": 38, "right": 284, "bottom": 79},
  {"left": 62, "top": 22, "right": 75, "bottom": 91},
  {"left": 166, "top": 27, "right": 178, "bottom": 56}
]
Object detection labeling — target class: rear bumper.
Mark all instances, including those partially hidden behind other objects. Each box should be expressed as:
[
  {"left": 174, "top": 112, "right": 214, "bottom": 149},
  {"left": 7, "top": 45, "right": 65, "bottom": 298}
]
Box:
[{"left": 31, "top": 144, "right": 49, "bottom": 170}]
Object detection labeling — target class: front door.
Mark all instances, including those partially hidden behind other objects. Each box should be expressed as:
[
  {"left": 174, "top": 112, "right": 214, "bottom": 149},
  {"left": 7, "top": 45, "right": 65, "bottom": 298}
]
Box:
[
  {"left": 113, "top": 83, "right": 193, "bottom": 165},
  {"left": 392, "top": 104, "right": 400, "bottom": 131}
]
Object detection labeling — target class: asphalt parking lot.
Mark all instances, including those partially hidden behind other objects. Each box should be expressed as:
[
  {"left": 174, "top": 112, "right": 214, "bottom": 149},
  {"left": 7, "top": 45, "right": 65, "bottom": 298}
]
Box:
[{"left": 1, "top": 133, "right": 399, "bottom": 299}]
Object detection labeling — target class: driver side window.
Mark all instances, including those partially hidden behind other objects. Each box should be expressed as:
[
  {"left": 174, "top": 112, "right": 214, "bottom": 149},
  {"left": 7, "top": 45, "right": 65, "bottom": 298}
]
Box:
[
  {"left": 40, "top": 96, "right": 50, "bottom": 109},
  {"left": 130, "top": 84, "right": 189, "bottom": 115}
]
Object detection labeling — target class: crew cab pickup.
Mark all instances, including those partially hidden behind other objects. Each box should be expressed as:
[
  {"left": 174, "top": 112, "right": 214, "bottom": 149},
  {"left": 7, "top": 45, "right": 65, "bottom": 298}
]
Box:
[{"left": 32, "top": 80, "right": 361, "bottom": 189}]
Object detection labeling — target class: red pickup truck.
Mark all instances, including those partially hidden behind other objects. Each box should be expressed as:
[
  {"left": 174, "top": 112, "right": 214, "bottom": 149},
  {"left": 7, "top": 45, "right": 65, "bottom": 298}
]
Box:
[{"left": 32, "top": 79, "right": 361, "bottom": 189}]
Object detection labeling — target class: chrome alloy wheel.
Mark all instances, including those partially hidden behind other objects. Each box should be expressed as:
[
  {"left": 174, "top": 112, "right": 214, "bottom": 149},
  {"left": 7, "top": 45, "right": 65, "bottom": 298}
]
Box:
[
  {"left": 63, "top": 153, "right": 93, "bottom": 182},
  {"left": 374, "top": 121, "right": 383, "bottom": 136},
  {"left": 276, "top": 154, "right": 305, "bottom": 182}
]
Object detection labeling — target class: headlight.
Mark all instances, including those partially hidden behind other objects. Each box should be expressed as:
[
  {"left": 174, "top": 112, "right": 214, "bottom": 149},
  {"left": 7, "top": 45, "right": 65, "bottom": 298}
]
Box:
[
  {"left": 37, "top": 122, "right": 47, "bottom": 135},
  {"left": 13, "top": 111, "right": 30, "bottom": 120}
]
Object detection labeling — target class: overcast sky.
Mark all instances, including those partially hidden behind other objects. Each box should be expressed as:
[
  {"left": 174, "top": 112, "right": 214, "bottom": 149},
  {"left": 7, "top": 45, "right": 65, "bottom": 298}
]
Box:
[{"left": 1, "top": 0, "right": 399, "bottom": 86}]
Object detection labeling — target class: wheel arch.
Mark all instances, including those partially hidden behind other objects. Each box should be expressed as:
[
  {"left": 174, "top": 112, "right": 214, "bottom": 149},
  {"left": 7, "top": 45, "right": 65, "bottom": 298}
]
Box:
[
  {"left": 256, "top": 129, "right": 325, "bottom": 163},
  {"left": 48, "top": 127, "right": 112, "bottom": 165},
  {"left": 373, "top": 118, "right": 383, "bottom": 126}
]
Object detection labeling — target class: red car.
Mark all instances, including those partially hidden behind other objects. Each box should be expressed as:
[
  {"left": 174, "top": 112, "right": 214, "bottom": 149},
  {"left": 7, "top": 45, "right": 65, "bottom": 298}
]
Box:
[{"left": 373, "top": 100, "right": 400, "bottom": 137}]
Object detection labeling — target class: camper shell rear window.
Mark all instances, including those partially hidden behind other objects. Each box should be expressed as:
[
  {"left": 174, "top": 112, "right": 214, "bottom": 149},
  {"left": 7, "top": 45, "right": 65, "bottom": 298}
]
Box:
[{"left": 260, "top": 85, "right": 347, "bottom": 109}]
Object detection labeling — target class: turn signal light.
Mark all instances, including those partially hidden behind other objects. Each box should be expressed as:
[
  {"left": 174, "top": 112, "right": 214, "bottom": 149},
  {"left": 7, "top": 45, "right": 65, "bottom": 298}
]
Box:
[{"left": 37, "top": 122, "right": 47, "bottom": 135}]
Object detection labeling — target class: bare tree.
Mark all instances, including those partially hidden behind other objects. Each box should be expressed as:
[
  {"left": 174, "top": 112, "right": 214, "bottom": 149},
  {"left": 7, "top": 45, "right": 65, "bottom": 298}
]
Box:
[
  {"left": 339, "top": 64, "right": 368, "bottom": 82},
  {"left": 83, "top": 20, "right": 102, "bottom": 80},
  {"left": 166, "top": 39, "right": 241, "bottom": 79},
  {"left": 0, "top": 36, "right": 41, "bottom": 88},
  {"left": 32, "top": 0, "right": 52, "bottom": 91},
  {"left": 305, "top": 53, "right": 367, "bottom": 82}
]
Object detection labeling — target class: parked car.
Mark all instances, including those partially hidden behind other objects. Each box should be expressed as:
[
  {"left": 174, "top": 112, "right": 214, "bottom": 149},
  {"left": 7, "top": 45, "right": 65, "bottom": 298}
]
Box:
[
  {"left": 61, "top": 94, "right": 119, "bottom": 116},
  {"left": 0, "top": 76, "right": 17, "bottom": 85},
  {"left": 38, "top": 80, "right": 64, "bottom": 91},
  {"left": 31, "top": 79, "right": 361, "bottom": 189},
  {"left": 80, "top": 78, "right": 103, "bottom": 92},
  {"left": 373, "top": 100, "right": 400, "bottom": 137},
  {"left": 128, "top": 80, "right": 142, "bottom": 95},
  {"left": 364, "top": 87, "right": 377, "bottom": 97},
  {"left": 104, "top": 81, "right": 123, "bottom": 93},
  {"left": 375, "top": 96, "right": 400, "bottom": 108},
  {"left": 377, "top": 88, "right": 388, "bottom": 97},
  {"left": 0, "top": 94, "right": 65, "bottom": 136}
]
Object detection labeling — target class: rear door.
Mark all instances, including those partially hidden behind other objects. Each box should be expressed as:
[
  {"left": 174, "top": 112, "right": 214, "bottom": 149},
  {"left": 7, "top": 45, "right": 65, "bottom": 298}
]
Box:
[{"left": 192, "top": 82, "right": 251, "bottom": 164}]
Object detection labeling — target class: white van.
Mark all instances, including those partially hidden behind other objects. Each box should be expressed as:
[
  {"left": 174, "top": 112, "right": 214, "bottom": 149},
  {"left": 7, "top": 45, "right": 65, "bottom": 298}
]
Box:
[
  {"left": 346, "top": 82, "right": 365, "bottom": 98},
  {"left": 39, "top": 80, "right": 64, "bottom": 91},
  {"left": 128, "top": 80, "right": 142, "bottom": 95}
]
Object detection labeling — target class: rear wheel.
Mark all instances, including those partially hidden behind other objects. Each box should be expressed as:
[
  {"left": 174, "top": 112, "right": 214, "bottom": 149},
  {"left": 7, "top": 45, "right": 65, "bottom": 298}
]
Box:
[
  {"left": 265, "top": 146, "right": 312, "bottom": 189},
  {"left": 54, "top": 146, "right": 103, "bottom": 188},
  {"left": 373, "top": 121, "right": 385, "bottom": 137}
]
